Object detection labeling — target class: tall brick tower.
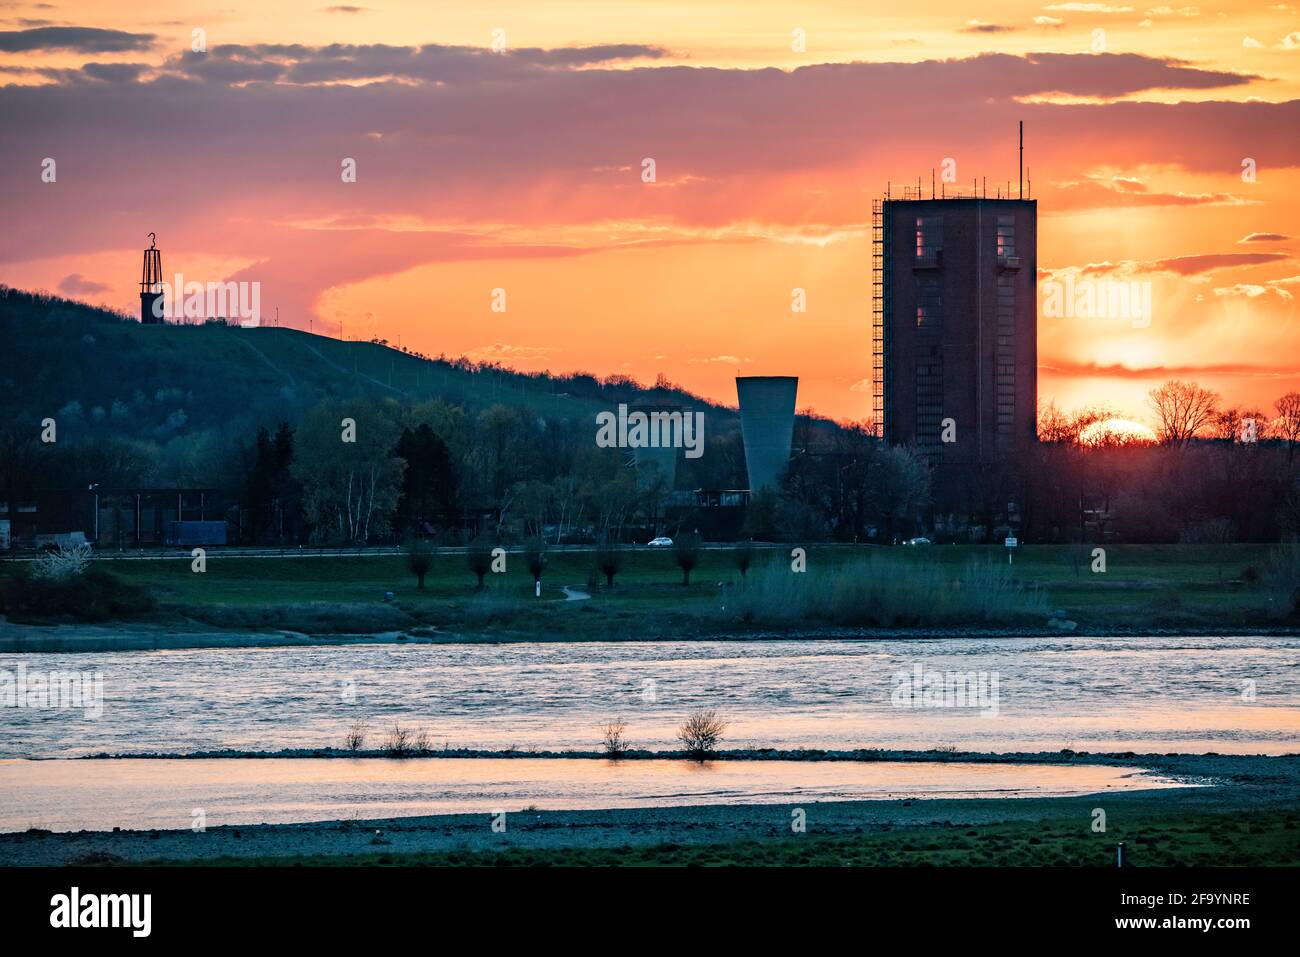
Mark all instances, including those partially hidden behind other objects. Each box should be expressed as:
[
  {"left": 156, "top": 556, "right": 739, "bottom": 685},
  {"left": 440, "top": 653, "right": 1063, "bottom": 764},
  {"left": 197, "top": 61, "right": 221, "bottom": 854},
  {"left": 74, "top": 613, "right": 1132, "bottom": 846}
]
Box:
[{"left": 872, "top": 194, "right": 1037, "bottom": 469}]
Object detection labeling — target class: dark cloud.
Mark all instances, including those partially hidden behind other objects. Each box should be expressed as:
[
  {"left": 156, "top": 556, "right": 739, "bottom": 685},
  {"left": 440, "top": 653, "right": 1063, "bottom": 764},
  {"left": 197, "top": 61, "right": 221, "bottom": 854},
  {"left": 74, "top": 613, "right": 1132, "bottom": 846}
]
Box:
[
  {"left": 944, "top": 51, "right": 1252, "bottom": 97},
  {"left": 1238, "top": 232, "right": 1289, "bottom": 243},
  {"left": 1050, "top": 179, "right": 1244, "bottom": 210},
  {"left": 1079, "top": 253, "right": 1292, "bottom": 276},
  {"left": 149, "top": 46, "right": 1248, "bottom": 98},
  {"left": 1147, "top": 252, "right": 1290, "bottom": 275},
  {"left": 1043, "top": 361, "right": 1297, "bottom": 379},
  {"left": 962, "top": 23, "right": 1018, "bottom": 34},
  {"left": 511, "top": 44, "right": 669, "bottom": 66},
  {"left": 79, "top": 62, "right": 148, "bottom": 83},
  {"left": 0, "top": 50, "right": 1285, "bottom": 215},
  {"left": 9, "top": 61, "right": 149, "bottom": 84},
  {"left": 167, "top": 42, "right": 667, "bottom": 86},
  {"left": 56, "top": 273, "right": 109, "bottom": 296},
  {"left": 172, "top": 49, "right": 287, "bottom": 84},
  {"left": 0, "top": 26, "right": 155, "bottom": 53}
]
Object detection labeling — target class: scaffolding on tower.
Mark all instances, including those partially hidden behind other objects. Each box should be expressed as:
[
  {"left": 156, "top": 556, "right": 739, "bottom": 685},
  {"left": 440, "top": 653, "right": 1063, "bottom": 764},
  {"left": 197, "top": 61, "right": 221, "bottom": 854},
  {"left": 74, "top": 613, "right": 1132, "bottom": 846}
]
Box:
[{"left": 870, "top": 199, "right": 888, "bottom": 438}]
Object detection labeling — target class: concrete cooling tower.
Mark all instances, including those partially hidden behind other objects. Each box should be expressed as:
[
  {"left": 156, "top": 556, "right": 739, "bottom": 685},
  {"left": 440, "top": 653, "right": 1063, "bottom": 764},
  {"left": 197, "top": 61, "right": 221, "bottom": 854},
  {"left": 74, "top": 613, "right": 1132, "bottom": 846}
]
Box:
[
  {"left": 629, "top": 404, "right": 681, "bottom": 490},
  {"left": 736, "top": 376, "right": 798, "bottom": 492}
]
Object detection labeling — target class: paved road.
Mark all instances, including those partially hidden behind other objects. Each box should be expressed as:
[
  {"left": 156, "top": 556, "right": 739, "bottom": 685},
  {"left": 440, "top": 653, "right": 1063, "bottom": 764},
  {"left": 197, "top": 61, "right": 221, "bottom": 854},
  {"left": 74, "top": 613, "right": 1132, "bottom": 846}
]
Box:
[{"left": 3, "top": 542, "right": 843, "bottom": 562}]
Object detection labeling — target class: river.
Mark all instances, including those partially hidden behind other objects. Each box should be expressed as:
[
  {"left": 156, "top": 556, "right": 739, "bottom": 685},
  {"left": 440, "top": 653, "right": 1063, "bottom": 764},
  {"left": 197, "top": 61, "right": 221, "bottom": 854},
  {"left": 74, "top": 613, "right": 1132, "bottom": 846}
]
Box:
[{"left": 2, "top": 635, "right": 1296, "bottom": 758}]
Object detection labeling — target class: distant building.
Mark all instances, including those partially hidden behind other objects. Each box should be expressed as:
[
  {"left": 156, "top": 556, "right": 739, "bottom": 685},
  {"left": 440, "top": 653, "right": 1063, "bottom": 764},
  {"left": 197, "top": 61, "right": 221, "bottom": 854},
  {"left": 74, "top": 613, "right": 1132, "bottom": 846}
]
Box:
[
  {"left": 628, "top": 402, "right": 682, "bottom": 490},
  {"left": 2, "top": 488, "right": 231, "bottom": 549},
  {"left": 736, "top": 376, "right": 798, "bottom": 492},
  {"left": 872, "top": 195, "right": 1037, "bottom": 466}
]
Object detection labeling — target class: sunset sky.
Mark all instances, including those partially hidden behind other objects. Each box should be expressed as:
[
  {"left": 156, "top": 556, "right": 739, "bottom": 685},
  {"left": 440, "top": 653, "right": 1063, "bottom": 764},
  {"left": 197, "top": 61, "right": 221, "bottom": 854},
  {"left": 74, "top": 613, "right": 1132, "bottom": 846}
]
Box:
[{"left": 3, "top": 1, "right": 1298, "bottom": 425}]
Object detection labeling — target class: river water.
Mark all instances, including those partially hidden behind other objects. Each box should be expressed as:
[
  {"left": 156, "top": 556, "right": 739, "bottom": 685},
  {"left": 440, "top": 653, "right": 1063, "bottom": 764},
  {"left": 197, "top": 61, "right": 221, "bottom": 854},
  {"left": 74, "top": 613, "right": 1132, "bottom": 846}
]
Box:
[
  {"left": 0, "top": 758, "right": 1192, "bottom": 833},
  {"left": 2, "top": 635, "right": 1296, "bottom": 758}
]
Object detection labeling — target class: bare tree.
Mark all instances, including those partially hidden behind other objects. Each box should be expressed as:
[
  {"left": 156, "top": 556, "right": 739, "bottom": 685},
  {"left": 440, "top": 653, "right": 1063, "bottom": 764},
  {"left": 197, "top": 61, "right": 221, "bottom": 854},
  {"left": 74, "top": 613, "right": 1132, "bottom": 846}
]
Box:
[
  {"left": 677, "top": 709, "right": 727, "bottom": 760},
  {"left": 1037, "top": 402, "right": 1112, "bottom": 446},
  {"left": 1148, "top": 380, "right": 1220, "bottom": 446},
  {"left": 1276, "top": 392, "right": 1300, "bottom": 459},
  {"left": 1214, "top": 407, "right": 1267, "bottom": 444},
  {"left": 599, "top": 719, "right": 631, "bottom": 757},
  {"left": 344, "top": 721, "right": 367, "bottom": 751}
]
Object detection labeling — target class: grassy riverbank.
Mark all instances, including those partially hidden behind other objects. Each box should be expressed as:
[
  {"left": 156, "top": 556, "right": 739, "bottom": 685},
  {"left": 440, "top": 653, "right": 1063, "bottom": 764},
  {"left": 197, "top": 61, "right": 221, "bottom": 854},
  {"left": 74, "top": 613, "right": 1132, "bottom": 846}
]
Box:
[
  {"left": 2, "top": 543, "right": 1295, "bottom": 640},
  {"left": 168, "top": 808, "right": 1300, "bottom": 867}
]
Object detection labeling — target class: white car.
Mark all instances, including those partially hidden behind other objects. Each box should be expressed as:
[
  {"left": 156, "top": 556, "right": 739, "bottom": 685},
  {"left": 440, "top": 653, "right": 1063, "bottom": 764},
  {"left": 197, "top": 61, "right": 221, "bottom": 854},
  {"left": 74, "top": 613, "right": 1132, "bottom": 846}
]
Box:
[
  {"left": 903, "top": 536, "right": 932, "bottom": 546},
  {"left": 646, "top": 536, "right": 674, "bottom": 547}
]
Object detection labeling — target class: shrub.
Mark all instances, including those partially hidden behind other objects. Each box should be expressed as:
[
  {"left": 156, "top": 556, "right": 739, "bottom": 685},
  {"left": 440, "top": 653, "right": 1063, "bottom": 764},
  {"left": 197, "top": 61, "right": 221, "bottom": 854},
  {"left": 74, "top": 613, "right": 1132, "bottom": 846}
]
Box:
[
  {"left": 31, "top": 543, "right": 93, "bottom": 581},
  {"left": 462, "top": 582, "right": 525, "bottom": 626},
  {"left": 599, "top": 719, "right": 631, "bottom": 757},
  {"left": 382, "top": 723, "right": 412, "bottom": 756},
  {"left": 595, "top": 542, "right": 623, "bottom": 587},
  {"left": 732, "top": 540, "right": 754, "bottom": 578},
  {"left": 1, "top": 563, "right": 154, "bottom": 622},
  {"left": 677, "top": 709, "right": 727, "bottom": 760},
  {"left": 1179, "top": 518, "right": 1234, "bottom": 545},
  {"left": 524, "top": 537, "right": 547, "bottom": 588},
  {"left": 345, "top": 721, "right": 367, "bottom": 751},
  {"left": 673, "top": 532, "right": 702, "bottom": 586},
  {"left": 404, "top": 536, "right": 436, "bottom": 589},
  {"left": 724, "top": 555, "right": 1046, "bottom": 628},
  {"left": 382, "top": 723, "right": 429, "bottom": 757},
  {"left": 466, "top": 537, "right": 494, "bottom": 589},
  {"left": 1263, "top": 541, "right": 1300, "bottom": 619}
]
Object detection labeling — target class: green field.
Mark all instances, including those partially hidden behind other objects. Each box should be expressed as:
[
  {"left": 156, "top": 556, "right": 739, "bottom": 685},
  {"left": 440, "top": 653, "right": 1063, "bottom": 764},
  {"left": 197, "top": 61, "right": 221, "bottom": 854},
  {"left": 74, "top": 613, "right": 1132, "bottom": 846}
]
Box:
[
  {"left": 137, "top": 808, "right": 1300, "bottom": 867},
  {"left": 16, "top": 542, "right": 1291, "bottom": 636}
]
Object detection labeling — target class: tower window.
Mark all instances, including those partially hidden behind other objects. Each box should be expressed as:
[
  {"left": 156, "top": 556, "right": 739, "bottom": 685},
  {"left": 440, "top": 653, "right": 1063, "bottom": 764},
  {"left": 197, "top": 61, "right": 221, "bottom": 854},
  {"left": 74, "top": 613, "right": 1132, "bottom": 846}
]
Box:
[
  {"left": 996, "top": 215, "right": 1016, "bottom": 259},
  {"left": 916, "top": 216, "right": 943, "bottom": 261}
]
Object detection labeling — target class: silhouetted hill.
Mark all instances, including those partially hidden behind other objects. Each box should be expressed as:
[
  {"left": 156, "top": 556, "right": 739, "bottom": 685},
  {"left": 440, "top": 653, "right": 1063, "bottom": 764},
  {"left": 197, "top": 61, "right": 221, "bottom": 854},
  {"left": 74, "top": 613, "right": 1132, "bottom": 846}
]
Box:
[{"left": 1, "top": 286, "right": 737, "bottom": 447}]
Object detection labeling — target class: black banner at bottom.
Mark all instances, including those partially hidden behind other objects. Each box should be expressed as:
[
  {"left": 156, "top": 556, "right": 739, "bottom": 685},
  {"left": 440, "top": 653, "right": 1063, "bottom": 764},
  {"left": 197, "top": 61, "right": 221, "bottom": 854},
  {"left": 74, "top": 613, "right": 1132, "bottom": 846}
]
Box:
[{"left": 0, "top": 866, "right": 1283, "bottom": 942}]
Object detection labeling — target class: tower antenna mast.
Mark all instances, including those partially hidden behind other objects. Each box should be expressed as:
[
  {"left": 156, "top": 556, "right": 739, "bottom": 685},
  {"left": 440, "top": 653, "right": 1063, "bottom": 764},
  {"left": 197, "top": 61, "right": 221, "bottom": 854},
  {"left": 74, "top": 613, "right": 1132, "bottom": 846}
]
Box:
[{"left": 1019, "top": 121, "right": 1024, "bottom": 199}]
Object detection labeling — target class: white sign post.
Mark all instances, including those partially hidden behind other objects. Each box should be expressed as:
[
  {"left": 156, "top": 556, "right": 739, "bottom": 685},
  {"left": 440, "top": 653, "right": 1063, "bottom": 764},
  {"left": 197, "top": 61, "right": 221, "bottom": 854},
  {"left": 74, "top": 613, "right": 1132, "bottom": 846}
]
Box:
[{"left": 1005, "top": 536, "right": 1018, "bottom": 566}]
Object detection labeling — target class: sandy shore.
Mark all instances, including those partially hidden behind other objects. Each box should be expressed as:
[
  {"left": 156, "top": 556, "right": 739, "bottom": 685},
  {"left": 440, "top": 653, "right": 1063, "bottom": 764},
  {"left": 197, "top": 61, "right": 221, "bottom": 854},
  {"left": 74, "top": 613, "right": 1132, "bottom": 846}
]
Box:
[{"left": 3, "top": 752, "right": 1295, "bottom": 866}]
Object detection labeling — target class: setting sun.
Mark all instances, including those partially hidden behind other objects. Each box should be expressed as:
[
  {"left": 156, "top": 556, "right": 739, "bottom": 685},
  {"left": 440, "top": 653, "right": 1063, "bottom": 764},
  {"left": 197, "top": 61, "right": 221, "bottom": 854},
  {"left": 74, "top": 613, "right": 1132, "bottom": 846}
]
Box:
[{"left": 1079, "top": 417, "right": 1158, "bottom": 446}]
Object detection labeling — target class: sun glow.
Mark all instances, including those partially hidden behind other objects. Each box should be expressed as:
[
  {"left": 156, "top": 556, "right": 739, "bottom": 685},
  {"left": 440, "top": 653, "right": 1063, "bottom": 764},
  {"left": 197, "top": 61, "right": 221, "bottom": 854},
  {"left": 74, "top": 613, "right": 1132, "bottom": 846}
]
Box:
[{"left": 1079, "top": 418, "right": 1158, "bottom": 446}]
